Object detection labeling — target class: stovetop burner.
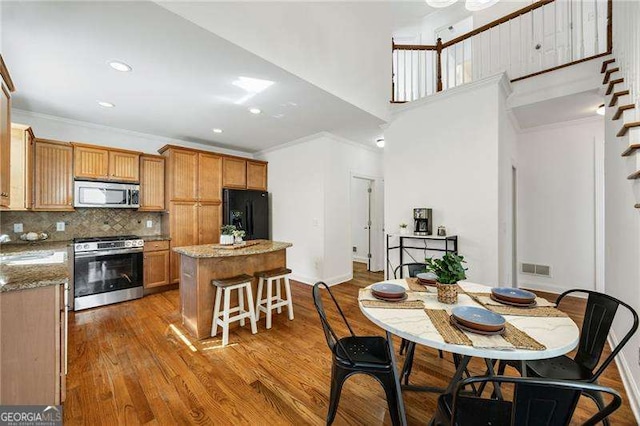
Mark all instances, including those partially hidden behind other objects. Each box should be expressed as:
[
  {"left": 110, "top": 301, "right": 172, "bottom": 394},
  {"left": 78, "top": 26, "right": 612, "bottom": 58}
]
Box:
[{"left": 74, "top": 235, "right": 140, "bottom": 243}]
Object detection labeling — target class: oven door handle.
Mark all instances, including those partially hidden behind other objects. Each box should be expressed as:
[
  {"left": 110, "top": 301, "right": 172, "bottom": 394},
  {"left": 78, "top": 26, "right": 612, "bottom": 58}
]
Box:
[{"left": 74, "top": 248, "right": 143, "bottom": 258}]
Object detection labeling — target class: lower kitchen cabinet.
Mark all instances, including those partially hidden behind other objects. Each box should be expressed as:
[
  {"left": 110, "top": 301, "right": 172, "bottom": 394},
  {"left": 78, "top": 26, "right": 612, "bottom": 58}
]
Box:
[
  {"left": 0, "top": 283, "right": 67, "bottom": 405},
  {"left": 143, "top": 240, "right": 170, "bottom": 288}
]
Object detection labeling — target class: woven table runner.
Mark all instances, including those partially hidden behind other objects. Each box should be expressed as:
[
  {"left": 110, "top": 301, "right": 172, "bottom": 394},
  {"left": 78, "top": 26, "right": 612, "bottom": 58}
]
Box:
[
  {"left": 405, "top": 278, "right": 435, "bottom": 293},
  {"left": 465, "top": 292, "right": 567, "bottom": 318},
  {"left": 358, "top": 289, "right": 425, "bottom": 309},
  {"left": 424, "top": 309, "right": 546, "bottom": 350}
]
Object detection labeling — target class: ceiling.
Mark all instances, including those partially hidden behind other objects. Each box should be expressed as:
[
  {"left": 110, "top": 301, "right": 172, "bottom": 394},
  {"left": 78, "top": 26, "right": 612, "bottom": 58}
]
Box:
[
  {"left": 511, "top": 90, "right": 603, "bottom": 129},
  {"left": 1, "top": 1, "right": 386, "bottom": 153}
]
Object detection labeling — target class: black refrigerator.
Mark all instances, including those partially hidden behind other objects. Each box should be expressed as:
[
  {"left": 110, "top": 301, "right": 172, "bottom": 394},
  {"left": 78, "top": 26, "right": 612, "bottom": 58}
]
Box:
[{"left": 222, "top": 189, "right": 270, "bottom": 240}]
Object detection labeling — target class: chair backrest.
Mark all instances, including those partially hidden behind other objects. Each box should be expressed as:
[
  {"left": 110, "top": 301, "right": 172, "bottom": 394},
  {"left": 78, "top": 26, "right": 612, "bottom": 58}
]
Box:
[
  {"left": 452, "top": 376, "right": 621, "bottom": 426},
  {"left": 557, "top": 289, "right": 639, "bottom": 378},
  {"left": 393, "top": 263, "right": 427, "bottom": 279},
  {"left": 312, "top": 282, "right": 356, "bottom": 360}
]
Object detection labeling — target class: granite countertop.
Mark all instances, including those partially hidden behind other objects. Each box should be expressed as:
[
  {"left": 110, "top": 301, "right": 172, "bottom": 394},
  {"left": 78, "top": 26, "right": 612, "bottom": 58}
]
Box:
[
  {"left": 141, "top": 235, "right": 171, "bottom": 242},
  {"left": 173, "top": 240, "right": 292, "bottom": 259},
  {"left": 0, "top": 241, "right": 71, "bottom": 293}
]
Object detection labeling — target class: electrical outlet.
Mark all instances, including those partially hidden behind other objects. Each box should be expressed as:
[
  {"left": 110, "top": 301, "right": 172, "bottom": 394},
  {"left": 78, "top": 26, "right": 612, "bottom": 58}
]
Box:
[
  {"left": 146, "top": 220, "right": 153, "bottom": 228},
  {"left": 312, "top": 218, "right": 319, "bottom": 227},
  {"left": 13, "top": 223, "right": 23, "bottom": 233},
  {"left": 56, "top": 222, "right": 65, "bottom": 232},
  {"left": 353, "top": 246, "right": 357, "bottom": 253}
]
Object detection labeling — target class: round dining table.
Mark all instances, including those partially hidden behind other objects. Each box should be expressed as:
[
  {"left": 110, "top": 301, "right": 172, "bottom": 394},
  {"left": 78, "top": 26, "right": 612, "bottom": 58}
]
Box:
[{"left": 358, "top": 279, "right": 581, "bottom": 424}]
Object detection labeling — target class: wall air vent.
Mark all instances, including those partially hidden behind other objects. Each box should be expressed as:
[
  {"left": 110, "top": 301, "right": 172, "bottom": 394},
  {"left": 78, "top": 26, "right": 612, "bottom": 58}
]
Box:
[{"left": 521, "top": 263, "right": 551, "bottom": 277}]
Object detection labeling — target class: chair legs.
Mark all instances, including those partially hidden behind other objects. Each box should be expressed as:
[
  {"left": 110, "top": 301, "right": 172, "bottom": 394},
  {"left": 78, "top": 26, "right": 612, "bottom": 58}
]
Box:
[
  {"left": 584, "top": 387, "right": 611, "bottom": 426},
  {"left": 327, "top": 363, "right": 403, "bottom": 426}
]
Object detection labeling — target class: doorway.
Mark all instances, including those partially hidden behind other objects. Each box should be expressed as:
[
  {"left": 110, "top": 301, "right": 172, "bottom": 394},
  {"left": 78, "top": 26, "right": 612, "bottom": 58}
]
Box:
[{"left": 351, "top": 177, "right": 374, "bottom": 270}]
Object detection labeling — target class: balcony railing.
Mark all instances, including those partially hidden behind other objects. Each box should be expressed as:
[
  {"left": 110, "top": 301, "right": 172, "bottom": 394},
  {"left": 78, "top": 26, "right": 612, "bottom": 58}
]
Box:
[{"left": 392, "top": 0, "right": 612, "bottom": 103}]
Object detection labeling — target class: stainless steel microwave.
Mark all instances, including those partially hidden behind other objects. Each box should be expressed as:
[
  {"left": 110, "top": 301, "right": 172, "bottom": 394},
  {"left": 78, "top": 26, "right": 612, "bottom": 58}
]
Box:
[{"left": 73, "top": 181, "right": 140, "bottom": 208}]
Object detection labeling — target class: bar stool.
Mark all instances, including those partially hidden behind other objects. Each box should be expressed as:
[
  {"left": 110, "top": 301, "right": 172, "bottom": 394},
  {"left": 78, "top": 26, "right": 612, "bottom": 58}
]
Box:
[
  {"left": 254, "top": 268, "right": 294, "bottom": 329},
  {"left": 211, "top": 274, "right": 258, "bottom": 346}
]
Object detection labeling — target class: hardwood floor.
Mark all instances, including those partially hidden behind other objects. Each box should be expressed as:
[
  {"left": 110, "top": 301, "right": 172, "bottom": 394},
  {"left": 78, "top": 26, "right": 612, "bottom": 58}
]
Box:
[{"left": 64, "top": 264, "right": 636, "bottom": 425}]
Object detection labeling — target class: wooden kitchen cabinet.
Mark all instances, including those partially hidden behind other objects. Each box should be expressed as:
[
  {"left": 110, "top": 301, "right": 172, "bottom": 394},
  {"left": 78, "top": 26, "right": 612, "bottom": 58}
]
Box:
[
  {"left": 198, "top": 152, "right": 222, "bottom": 202},
  {"left": 73, "top": 143, "right": 109, "bottom": 180},
  {"left": 198, "top": 201, "right": 221, "bottom": 244},
  {"left": 0, "top": 82, "right": 11, "bottom": 207},
  {"left": 72, "top": 142, "right": 140, "bottom": 182},
  {"left": 222, "top": 156, "right": 247, "bottom": 189},
  {"left": 167, "top": 201, "right": 199, "bottom": 283},
  {"left": 247, "top": 160, "right": 268, "bottom": 191},
  {"left": 143, "top": 240, "right": 170, "bottom": 288},
  {"left": 33, "top": 139, "right": 74, "bottom": 211},
  {"left": 0, "top": 283, "right": 67, "bottom": 405},
  {"left": 163, "top": 147, "right": 198, "bottom": 201},
  {"left": 139, "top": 154, "right": 165, "bottom": 211},
  {"left": 109, "top": 149, "right": 140, "bottom": 182},
  {"left": 2, "top": 124, "right": 34, "bottom": 211}
]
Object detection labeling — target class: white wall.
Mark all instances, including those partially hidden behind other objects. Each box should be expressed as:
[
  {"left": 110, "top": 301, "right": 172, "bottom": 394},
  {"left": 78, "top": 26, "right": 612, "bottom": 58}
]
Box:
[
  {"left": 258, "top": 132, "right": 383, "bottom": 285},
  {"left": 516, "top": 117, "right": 604, "bottom": 294},
  {"left": 157, "top": 2, "right": 391, "bottom": 122},
  {"left": 351, "top": 177, "right": 371, "bottom": 264},
  {"left": 385, "top": 74, "right": 511, "bottom": 285},
  {"left": 11, "top": 110, "right": 253, "bottom": 158}
]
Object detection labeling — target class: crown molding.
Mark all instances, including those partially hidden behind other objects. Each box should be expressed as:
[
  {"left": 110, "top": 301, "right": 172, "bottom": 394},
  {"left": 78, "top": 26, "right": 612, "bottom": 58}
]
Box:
[
  {"left": 255, "top": 131, "right": 382, "bottom": 157},
  {"left": 12, "top": 109, "right": 254, "bottom": 157},
  {"left": 390, "top": 72, "right": 512, "bottom": 118},
  {"left": 0, "top": 55, "right": 15, "bottom": 92}
]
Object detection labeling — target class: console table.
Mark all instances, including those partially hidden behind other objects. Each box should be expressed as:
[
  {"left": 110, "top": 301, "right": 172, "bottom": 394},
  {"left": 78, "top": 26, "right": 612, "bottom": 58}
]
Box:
[{"left": 386, "top": 234, "right": 458, "bottom": 279}]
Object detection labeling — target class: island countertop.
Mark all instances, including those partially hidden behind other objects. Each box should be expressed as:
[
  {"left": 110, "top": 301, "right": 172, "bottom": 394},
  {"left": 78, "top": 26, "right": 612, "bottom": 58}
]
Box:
[{"left": 173, "top": 240, "right": 292, "bottom": 259}]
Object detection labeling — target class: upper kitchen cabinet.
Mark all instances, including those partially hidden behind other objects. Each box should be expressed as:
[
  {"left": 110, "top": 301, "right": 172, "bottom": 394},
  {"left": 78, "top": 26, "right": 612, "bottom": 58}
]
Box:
[
  {"left": 160, "top": 146, "right": 198, "bottom": 201},
  {"left": 0, "top": 55, "right": 15, "bottom": 208},
  {"left": 198, "top": 152, "right": 222, "bottom": 202},
  {"left": 108, "top": 149, "right": 139, "bottom": 182},
  {"left": 247, "top": 160, "right": 268, "bottom": 191},
  {"left": 73, "top": 143, "right": 109, "bottom": 180},
  {"left": 71, "top": 143, "right": 140, "bottom": 182},
  {"left": 139, "top": 155, "right": 165, "bottom": 211},
  {"left": 33, "top": 139, "right": 74, "bottom": 211},
  {"left": 222, "top": 157, "right": 247, "bottom": 189},
  {"left": 2, "top": 124, "right": 34, "bottom": 210}
]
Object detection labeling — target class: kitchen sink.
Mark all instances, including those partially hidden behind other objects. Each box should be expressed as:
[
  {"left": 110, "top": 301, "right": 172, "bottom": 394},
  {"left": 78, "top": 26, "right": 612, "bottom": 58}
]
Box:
[{"left": 1, "top": 251, "right": 66, "bottom": 265}]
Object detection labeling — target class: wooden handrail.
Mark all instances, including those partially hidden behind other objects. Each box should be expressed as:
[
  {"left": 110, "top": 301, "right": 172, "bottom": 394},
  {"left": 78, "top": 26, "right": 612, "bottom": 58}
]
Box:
[{"left": 391, "top": 0, "right": 613, "bottom": 102}]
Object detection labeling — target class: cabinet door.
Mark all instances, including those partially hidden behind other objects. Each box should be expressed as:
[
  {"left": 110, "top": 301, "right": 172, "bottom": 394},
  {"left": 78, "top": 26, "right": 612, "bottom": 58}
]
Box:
[
  {"left": 4, "top": 125, "right": 33, "bottom": 211},
  {"left": 167, "top": 149, "right": 198, "bottom": 201},
  {"left": 144, "top": 250, "right": 170, "bottom": 288},
  {"left": 109, "top": 150, "right": 140, "bottom": 182},
  {"left": 222, "top": 157, "right": 247, "bottom": 189},
  {"left": 73, "top": 145, "right": 109, "bottom": 180},
  {"left": 0, "top": 83, "right": 10, "bottom": 207},
  {"left": 33, "top": 140, "right": 74, "bottom": 211},
  {"left": 247, "top": 161, "right": 268, "bottom": 191},
  {"left": 139, "top": 155, "right": 165, "bottom": 211},
  {"left": 198, "top": 202, "right": 221, "bottom": 245},
  {"left": 169, "top": 201, "right": 198, "bottom": 283},
  {"left": 198, "top": 152, "right": 222, "bottom": 202}
]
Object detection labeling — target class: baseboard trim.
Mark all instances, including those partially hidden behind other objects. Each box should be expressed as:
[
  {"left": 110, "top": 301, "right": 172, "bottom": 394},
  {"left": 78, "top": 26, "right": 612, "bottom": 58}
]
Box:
[
  {"left": 609, "top": 330, "right": 640, "bottom": 423},
  {"left": 290, "top": 272, "right": 353, "bottom": 287},
  {"left": 353, "top": 257, "right": 368, "bottom": 264}
]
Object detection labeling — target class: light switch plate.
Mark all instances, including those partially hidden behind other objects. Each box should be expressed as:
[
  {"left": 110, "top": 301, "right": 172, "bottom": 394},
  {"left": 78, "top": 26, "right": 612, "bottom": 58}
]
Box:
[
  {"left": 56, "top": 222, "right": 65, "bottom": 231},
  {"left": 146, "top": 220, "right": 153, "bottom": 228},
  {"left": 13, "top": 223, "right": 23, "bottom": 233}
]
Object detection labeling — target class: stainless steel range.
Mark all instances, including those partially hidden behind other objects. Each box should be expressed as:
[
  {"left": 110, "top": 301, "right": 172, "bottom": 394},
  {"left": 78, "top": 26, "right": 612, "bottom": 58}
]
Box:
[{"left": 73, "top": 235, "right": 144, "bottom": 311}]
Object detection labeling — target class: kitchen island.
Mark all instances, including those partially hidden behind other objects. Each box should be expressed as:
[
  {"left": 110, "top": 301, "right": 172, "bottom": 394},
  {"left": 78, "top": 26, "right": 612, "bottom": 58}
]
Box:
[{"left": 173, "top": 240, "right": 292, "bottom": 340}]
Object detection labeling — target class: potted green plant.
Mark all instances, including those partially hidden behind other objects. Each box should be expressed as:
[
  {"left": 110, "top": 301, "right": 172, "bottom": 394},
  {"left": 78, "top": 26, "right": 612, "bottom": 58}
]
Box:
[
  {"left": 220, "top": 225, "right": 236, "bottom": 245},
  {"left": 425, "top": 253, "right": 467, "bottom": 304},
  {"left": 233, "top": 229, "right": 246, "bottom": 244},
  {"left": 399, "top": 223, "right": 409, "bottom": 235}
]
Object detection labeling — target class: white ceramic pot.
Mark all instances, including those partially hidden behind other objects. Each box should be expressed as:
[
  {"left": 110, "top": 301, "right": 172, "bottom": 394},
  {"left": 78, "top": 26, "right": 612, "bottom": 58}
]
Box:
[
  {"left": 399, "top": 228, "right": 409, "bottom": 235},
  {"left": 220, "top": 235, "right": 234, "bottom": 245}
]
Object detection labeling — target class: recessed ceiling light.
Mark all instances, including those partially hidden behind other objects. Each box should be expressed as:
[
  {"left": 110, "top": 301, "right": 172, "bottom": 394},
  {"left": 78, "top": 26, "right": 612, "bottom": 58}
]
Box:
[
  {"left": 108, "top": 61, "right": 132, "bottom": 72},
  {"left": 249, "top": 108, "right": 262, "bottom": 114},
  {"left": 465, "top": 0, "right": 500, "bottom": 11},
  {"left": 213, "top": 128, "right": 223, "bottom": 134},
  {"left": 97, "top": 101, "right": 115, "bottom": 108},
  {"left": 426, "top": 0, "right": 458, "bottom": 8},
  {"left": 376, "top": 138, "right": 385, "bottom": 148},
  {"left": 596, "top": 104, "right": 605, "bottom": 116}
]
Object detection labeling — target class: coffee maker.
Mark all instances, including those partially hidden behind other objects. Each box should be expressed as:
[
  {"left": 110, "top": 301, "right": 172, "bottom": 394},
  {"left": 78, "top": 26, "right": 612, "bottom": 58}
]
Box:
[{"left": 413, "top": 208, "right": 433, "bottom": 236}]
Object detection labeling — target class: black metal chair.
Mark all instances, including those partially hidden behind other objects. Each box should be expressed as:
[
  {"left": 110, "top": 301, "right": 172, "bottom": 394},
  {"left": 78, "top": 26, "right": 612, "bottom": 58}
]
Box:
[
  {"left": 312, "top": 282, "right": 404, "bottom": 425},
  {"left": 430, "top": 376, "right": 622, "bottom": 426},
  {"left": 392, "top": 262, "right": 428, "bottom": 280},
  {"left": 497, "top": 289, "right": 638, "bottom": 426}
]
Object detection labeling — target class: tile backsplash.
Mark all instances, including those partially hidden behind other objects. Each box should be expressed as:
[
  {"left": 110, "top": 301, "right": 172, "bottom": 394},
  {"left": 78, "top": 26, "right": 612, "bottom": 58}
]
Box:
[{"left": 0, "top": 208, "right": 162, "bottom": 242}]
